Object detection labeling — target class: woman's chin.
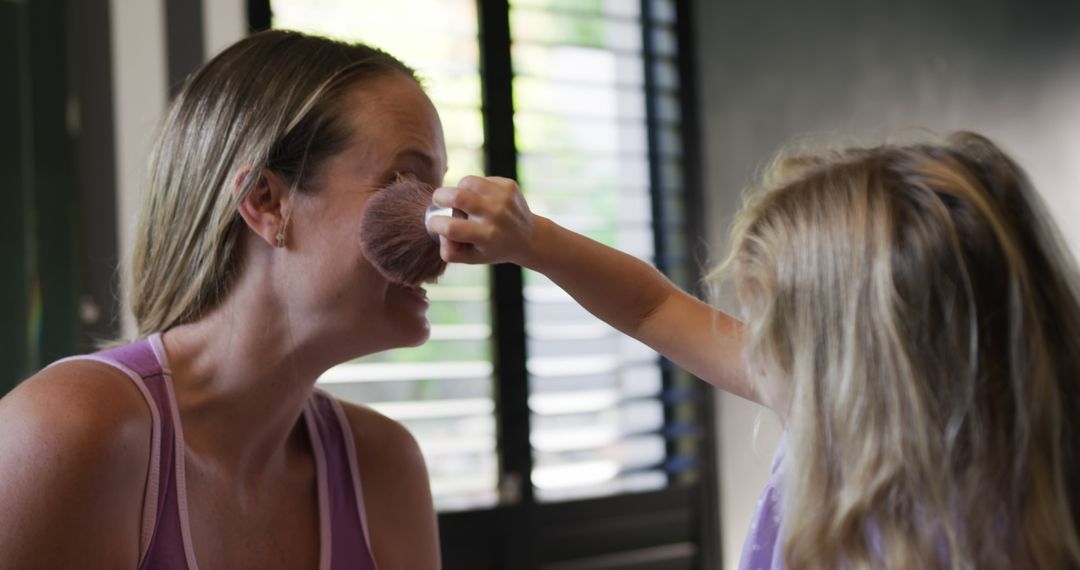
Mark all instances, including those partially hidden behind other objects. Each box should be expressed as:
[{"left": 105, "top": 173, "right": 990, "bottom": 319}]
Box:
[
  {"left": 380, "top": 317, "right": 431, "bottom": 349},
  {"left": 331, "top": 316, "right": 430, "bottom": 358},
  {"left": 401, "top": 320, "right": 432, "bottom": 347}
]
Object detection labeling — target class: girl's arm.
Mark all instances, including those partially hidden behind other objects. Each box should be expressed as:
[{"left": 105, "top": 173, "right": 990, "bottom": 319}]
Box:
[{"left": 426, "top": 176, "right": 759, "bottom": 404}]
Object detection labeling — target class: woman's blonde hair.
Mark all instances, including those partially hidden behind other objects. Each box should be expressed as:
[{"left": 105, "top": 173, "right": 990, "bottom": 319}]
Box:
[
  {"left": 129, "top": 30, "right": 416, "bottom": 338},
  {"left": 719, "top": 132, "right": 1080, "bottom": 569}
]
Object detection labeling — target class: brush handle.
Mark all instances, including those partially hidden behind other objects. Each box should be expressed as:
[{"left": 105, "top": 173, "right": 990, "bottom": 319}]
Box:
[{"left": 424, "top": 204, "right": 467, "bottom": 239}]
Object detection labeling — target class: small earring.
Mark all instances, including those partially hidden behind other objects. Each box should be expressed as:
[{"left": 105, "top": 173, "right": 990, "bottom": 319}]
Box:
[{"left": 275, "top": 231, "right": 285, "bottom": 247}]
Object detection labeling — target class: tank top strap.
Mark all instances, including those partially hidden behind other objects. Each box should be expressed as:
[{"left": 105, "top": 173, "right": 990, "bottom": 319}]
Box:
[
  {"left": 51, "top": 338, "right": 376, "bottom": 570},
  {"left": 52, "top": 334, "right": 191, "bottom": 569},
  {"left": 305, "top": 389, "right": 379, "bottom": 570}
]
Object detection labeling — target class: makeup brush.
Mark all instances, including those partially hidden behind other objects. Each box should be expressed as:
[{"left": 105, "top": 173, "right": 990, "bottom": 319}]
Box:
[{"left": 360, "top": 176, "right": 456, "bottom": 286}]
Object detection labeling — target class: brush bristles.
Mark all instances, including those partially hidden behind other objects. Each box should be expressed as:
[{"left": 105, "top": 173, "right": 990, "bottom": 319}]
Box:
[{"left": 360, "top": 176, "right": 447, "bottom": 286}]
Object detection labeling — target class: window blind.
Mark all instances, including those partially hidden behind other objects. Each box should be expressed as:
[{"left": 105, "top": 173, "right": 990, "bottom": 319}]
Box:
[{"left": 510, "top": 0, "right": 701, "bottom": 504}]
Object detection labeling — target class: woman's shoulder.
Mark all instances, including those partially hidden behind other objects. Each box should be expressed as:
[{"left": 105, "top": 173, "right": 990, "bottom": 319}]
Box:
[
  {"left": 0, "top": 358, "right": 153, "bottom": 490},
  {"left": 3, "top": 357, "right": 154, "bottom": 445},
  {"left": 0, "top": 358, "right": 152, "bottom": 565},
  {"left": 331, "top": 397, "right": 441, "bottom": 569},
  {"left": 333, "top": 397, "right": 427, "bottom": 478}
]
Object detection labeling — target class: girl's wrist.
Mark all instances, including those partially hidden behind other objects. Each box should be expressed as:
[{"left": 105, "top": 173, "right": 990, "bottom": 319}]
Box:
[{"left": 518, "top": 214, "right": 555, "bottom": 272}]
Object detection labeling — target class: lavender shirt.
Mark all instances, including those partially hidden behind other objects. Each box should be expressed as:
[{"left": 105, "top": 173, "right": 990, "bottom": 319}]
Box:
[{"left": 738, "top": 436, "right": 786, "bottom": 570}]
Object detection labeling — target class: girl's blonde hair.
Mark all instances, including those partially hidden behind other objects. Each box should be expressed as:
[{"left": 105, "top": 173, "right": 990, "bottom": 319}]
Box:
[
  {"left": 129, "top": 30, "right": 415, "bottom": 338},
  {"left": 719, "top": 132, "right": 1080, "bottom": 568}
]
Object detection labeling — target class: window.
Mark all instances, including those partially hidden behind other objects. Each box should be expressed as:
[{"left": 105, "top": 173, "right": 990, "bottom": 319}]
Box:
[
  {"left": 262, "top": 0, "right": 717, "bottom": 567},
  {"left": 512, "top": 0, "right": 672, "bottom": 504}
]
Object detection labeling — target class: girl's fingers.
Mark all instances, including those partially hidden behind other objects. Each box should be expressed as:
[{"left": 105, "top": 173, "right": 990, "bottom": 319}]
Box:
[
  {"left": 438, "top": 236, "right": 465, "bottom": 262},
  {"left": 458, "top": 175, "right": 516, "bottom": 195},
  {"left": 455, "top": 175, "right": 489, "bottom": 193},
  {"left": 439, "top": 236, "right": 485, "bottom": 264},
  {"left": 458, "top": 176, "right": 519, "bottom": 213},
  {"left": 429, "top": 175, "right": 528, "bottom": 266},
  {"left": 426, "top": 215, "right": 487, "bottom": 245},
  {"left": 432, "top": 186, "right": 488, "bottom": 217},
  {"left": 435, "top": 176, "right": 526, "bottom": 221},
  {"left": 430, "top": 186, "right": 455, "bottom": 208}
]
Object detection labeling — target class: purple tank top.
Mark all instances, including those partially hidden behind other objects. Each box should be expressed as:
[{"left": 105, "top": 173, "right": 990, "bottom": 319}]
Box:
[
  {"left": 738, "top": 436, "right": 786, "bottom": 570},
  {"left": 53, "top": 333, "right": 379, "bottom": 570}
]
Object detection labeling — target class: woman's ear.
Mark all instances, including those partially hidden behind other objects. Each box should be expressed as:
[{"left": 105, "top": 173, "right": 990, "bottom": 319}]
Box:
[{"left": 236, "top": 168, "right": 291, "bottom": 248}]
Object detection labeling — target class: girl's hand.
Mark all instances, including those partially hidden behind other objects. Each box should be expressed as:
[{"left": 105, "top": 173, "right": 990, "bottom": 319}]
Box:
[{"left": 425, "top": 175, "right": 542, "bottom": 267}]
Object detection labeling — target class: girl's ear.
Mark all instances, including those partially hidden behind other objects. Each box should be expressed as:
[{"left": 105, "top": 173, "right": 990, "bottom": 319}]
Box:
[{"left": 235, "top": 168, "right": 292, "bottom": 248}]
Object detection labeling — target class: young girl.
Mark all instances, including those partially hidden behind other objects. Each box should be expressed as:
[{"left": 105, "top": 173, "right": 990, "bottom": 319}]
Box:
[{"left": 426, "top": 131, "right": 1080, "bottom": 569}]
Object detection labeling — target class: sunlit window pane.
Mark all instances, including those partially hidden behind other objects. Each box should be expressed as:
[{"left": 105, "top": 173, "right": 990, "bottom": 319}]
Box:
[
  {"left": 511, "top": 7, "right": 643, "bottom": 51},
  {"left": 271, "top": 0, "right": 496, "bottom": 512},
  {"left": 511, "top": 0, "right": 672, "bottom": 503},
  {"left": 514, "top": 45, "right": 645, "bottom": 86}
]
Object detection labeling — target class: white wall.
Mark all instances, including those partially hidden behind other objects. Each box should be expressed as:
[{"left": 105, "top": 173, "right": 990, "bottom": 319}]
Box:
[
  {"left": 108, "top": 0, "right": 246, "bottom": 336},
  {"left": 203, "top": 0, "right": 247, "bottom": 61},
  {"left": 109, "top": 0, "right": 167, "bottom": 336},
  {"left": 691, "top": 1, "right": 1080, "bottom": 568}
]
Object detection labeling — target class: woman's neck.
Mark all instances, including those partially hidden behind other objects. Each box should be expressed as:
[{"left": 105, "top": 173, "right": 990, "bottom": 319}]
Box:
[{"left": 158, "top": 273, "right": 337, "bottom": 484}]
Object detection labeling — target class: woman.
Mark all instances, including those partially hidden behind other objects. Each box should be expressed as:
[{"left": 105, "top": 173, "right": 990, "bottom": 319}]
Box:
[{"left": 0, "top": 31, "right": 442, "bottom": 569}]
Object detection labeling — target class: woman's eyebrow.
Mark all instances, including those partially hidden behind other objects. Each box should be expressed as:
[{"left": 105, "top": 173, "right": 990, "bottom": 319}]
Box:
[{"left": 394, "top": 148, "right": 437, "bottom": 171}]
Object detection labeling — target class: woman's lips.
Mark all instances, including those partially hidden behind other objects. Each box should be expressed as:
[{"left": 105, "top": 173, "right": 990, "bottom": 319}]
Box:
[{"left": 398, "top": 284, "right": 430, "bottom": 307}]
